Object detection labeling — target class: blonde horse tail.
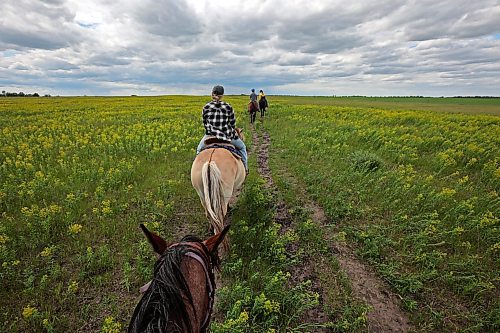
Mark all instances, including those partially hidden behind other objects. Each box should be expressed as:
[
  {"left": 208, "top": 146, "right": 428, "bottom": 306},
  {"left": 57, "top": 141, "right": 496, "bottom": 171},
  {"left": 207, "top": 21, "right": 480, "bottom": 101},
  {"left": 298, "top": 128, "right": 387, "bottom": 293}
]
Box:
[{"left": 201, "top": 161, "right": 225, "bottom": 235}]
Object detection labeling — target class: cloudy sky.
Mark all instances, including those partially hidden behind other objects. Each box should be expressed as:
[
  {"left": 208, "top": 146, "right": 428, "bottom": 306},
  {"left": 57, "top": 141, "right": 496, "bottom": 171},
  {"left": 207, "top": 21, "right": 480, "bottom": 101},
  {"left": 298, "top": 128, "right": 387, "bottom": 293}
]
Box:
[{"left": 1, "top": 0, "right": 499, "bottom": 96}]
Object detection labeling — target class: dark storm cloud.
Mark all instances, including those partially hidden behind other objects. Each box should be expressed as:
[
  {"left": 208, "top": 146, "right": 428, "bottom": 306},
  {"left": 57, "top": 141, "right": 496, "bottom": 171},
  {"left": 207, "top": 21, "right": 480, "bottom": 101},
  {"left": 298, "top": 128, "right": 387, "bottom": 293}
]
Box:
[
  {"left": 388, "top": 0, "right": 500, "bottom": 41},
  {"left": 215, "top": 1, "right": 403, "bottom": 54},
  {"left": 359, "top": 37, "right": 500, "bottom": 79},
  {"left": 134, "top": 0, "right": 203, "bottom": 37},
  {"left": 0, "top": 28, "right": 72, "bottom": 50},
  {"left": 0, "top": 0, "right": 83, "bottom": 50}
]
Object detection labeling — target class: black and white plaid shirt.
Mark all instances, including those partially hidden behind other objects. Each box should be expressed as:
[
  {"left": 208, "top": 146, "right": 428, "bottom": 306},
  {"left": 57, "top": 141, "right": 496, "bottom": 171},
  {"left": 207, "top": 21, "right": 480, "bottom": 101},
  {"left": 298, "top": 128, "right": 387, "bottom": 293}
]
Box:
[{"left": 202, "top": 100, "right": 237, "bottom": 141}]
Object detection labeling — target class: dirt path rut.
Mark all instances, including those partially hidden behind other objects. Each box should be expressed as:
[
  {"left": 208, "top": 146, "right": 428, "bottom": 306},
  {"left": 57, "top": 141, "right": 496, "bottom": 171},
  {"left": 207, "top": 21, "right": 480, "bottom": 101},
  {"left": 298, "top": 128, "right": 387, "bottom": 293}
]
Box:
[{"left": 253, "top": 129, "right": 412, "bottom": 333}]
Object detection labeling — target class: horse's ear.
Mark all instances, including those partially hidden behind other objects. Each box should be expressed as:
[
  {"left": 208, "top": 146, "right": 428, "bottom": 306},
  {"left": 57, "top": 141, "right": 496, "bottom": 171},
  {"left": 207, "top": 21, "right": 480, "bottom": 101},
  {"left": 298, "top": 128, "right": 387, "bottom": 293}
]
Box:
[
  {"left": 203, "top": 224, "right": 230, "bottom": 254},
  {"left": 140, "top": 224, "right": 168, "bottom": 255},
  {"left": 236, "top": 128, "right": 244, "bottom": 141}
]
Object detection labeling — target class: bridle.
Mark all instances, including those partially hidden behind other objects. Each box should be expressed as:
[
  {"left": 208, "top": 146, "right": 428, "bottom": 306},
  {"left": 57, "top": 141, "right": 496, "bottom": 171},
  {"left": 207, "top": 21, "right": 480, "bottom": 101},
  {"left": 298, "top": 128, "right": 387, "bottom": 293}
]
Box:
[{"left": 166, "top": 241, "right": 216, "bottom": 332}]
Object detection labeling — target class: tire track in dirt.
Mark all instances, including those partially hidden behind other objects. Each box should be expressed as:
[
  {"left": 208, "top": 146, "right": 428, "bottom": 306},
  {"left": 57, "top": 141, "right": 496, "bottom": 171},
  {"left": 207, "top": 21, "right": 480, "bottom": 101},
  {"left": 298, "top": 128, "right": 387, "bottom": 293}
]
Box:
[{"left": 254, "top": 129, "right": 412, "bottom": 333}]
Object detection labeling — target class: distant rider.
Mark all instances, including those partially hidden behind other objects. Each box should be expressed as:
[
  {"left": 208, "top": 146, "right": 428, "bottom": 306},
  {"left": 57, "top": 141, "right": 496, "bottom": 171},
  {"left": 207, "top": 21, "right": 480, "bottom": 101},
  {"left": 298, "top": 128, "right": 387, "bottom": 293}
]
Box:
[
  {"left": 249, "top": 88, "right": 259, "bottom": 123},
  {"left": 196, "top": 85, "right": 248, "bottom": 174},
  {"left": 258, "top": 89, "right": 268, "bottom": 117}
]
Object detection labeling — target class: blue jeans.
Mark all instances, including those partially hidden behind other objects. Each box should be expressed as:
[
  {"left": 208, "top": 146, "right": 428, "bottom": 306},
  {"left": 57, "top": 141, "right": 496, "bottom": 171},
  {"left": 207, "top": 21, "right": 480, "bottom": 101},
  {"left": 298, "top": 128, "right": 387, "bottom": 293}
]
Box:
[{"left": 197, "top": 135, "right": 248, "bottom": 170}]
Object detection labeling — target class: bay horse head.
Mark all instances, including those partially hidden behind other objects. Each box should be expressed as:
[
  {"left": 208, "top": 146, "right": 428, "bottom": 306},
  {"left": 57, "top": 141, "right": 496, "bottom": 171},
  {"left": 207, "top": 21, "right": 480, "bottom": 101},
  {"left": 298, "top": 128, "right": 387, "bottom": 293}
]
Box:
[
  {"left": 235, "top": 127, "right": 244, "bottom": 141},
  {"left": 129, "top": 224, "right": 230, "bottom": 333}
]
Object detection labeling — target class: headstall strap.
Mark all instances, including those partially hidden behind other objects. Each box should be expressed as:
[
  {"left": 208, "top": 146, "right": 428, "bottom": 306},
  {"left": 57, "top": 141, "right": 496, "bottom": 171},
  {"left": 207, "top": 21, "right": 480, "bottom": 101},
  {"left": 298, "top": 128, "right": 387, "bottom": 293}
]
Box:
[{"left": 171, "top": 241, "right": 216, "bottom": 331}]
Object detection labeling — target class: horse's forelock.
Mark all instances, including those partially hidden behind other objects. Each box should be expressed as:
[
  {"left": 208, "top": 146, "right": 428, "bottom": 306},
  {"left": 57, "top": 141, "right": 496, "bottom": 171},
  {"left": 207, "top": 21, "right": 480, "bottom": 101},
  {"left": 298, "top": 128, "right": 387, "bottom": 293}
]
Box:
[{"left": 180, "top": 235, "right": 202, "bottom": 243}]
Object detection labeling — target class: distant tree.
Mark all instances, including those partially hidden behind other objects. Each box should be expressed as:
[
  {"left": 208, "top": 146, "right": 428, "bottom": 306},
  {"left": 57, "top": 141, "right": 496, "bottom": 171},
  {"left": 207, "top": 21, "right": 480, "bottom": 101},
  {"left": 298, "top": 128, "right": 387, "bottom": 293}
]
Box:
[{"left": 1, "top": 90, "right": 53, "bottom": 97}]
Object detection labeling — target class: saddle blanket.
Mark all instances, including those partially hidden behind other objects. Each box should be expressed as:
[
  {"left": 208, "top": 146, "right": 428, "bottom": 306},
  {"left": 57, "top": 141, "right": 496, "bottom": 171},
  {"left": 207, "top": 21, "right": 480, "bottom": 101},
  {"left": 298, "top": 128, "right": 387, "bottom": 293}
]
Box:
[{"left": 200, "top": 144, "right": 243, "bottom": 160}]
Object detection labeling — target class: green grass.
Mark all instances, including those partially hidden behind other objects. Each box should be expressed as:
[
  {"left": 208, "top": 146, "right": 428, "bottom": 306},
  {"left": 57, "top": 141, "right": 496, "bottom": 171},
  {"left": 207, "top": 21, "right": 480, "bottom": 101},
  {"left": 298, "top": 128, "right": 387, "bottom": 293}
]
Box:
[
  {"left": 268, "top": 96, "right": 500, "bottom": 115},
  {"left": 1, "top": 95, "right": 499, "bottom": 332},
  {"left": 211, "top": 176, "right": 325, "bottom": 332},
  {"left": 261, "top": 98, "right": 500, "bottom": 332},
  {"left": 268, "top": 165, "right": 371, "bottom": 332},
  {"left": 0, "top": 96, "right": 217, "bottom": 332}
]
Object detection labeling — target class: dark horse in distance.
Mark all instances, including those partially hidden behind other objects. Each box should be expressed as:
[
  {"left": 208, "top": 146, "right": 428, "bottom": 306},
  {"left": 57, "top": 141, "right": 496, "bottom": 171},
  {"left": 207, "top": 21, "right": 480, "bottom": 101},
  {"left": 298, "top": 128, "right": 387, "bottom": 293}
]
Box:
[
  {"left": 129, "top": 224, "right": 230, "bottom": 333},
  {"left": 248, "top": 101, "right": 259, "bottom": 124}
]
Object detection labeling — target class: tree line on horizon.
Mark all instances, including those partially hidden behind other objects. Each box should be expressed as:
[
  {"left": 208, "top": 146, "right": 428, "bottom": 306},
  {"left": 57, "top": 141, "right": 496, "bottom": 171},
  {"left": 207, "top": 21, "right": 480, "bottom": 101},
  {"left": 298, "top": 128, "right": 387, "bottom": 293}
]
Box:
[
  {"left": 1, "top": 90, "right": 498, "bottom": 99},
  {"left": 1, "top": 90, "right": 51, "bottom": 97}
]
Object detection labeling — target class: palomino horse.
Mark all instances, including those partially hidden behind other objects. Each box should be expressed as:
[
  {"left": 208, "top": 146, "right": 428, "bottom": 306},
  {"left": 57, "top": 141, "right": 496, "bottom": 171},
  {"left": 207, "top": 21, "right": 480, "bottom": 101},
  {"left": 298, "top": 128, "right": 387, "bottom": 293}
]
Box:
[
  {"left": 191, "top": 129, "right": 246, "bottom": 248},
  {"left": 129, "top": 224, "right": 230, "bottom": 333}
]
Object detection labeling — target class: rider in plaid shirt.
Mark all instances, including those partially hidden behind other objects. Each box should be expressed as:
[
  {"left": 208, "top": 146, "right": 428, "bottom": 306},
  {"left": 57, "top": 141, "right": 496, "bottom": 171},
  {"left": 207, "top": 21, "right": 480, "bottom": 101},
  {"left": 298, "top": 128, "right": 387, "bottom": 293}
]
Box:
[{"left": 196, "top": 85, "right": 248, "bottom": 172}]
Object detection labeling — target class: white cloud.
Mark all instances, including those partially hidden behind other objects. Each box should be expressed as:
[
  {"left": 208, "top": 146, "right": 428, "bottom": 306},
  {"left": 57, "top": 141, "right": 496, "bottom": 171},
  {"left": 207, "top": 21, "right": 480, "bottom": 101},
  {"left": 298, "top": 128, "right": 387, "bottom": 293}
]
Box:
[{"left": 0, "top": 0, "right": 499, "bottom": 96}]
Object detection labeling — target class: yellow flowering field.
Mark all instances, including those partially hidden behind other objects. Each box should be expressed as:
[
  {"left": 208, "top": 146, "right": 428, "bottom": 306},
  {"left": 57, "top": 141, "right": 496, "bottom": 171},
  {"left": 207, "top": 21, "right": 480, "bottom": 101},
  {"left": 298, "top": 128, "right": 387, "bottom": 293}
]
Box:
[
  {"left": 2, "top": 95, "right": 499, "bottom": 332},
  {"left": 0, "top": 96, "right": 251, "bottom": 332},
  {"left": 262, "top": 96, "right": 499, "bottom": 331}
]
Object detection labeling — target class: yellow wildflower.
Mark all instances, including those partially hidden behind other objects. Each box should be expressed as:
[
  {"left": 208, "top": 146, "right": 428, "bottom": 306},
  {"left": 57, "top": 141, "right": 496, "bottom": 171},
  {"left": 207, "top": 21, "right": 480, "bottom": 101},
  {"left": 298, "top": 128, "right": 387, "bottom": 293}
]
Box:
[
  {"left": 102, "top": 206, "right": 112, "bottom": 215},
  {"left": 0, "top": 234, "right": 9, "bottom": 245},
  {"left": 479, "top": 211, "right": 498, "bottom": 228},
  {"left": 101, "top": 316, "right": 122, "bottom": 333},
  {"left": 101, "top": 200, "right": 112, "bottom": 215},
  {"left": 461, "top": 241, "right": 472, "bottom": 249},
  {"left": 49, "top": 204, "right": 62, "bottom": 214},
  {"left": 21, "top": 206, "right": 33, "bottom": 217},
  {"left": 67, "top": 280, "right": 79, "bottom": 294},
  {"left": 22, "top": 306, "right": 37, "bottom": 319},
  {"left": 68, "top": 224, "right": 83, "bottom": 234},
  {"left": 66, "top": 193, "right": 76, "bottom": 202},
  {"left": 440, "top": 188, "right": 456, "bottom": 197},
  {"left": 466, "top": 157, "right": 477, "bottom": 166},
  {"left": 495, "top": 167, "right": 500, "bottom": 179},
  {"left": 263, "top": 299, "right": 280, "bottom": 315},
  {"left": 238, "top": 311, "right": 249, "bottom": 322},
  {"left": 40, "top": 246, "right": 53, "bottom": 257}
]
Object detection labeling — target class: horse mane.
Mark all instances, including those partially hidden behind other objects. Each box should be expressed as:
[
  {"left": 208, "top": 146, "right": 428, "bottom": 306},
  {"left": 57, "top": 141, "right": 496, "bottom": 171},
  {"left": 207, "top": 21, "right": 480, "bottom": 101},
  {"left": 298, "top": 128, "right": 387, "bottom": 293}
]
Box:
[
  {"left": 180, "top": 235, "right": 221, "bottom": 271},
  {"left": 129, "top": 236, "right": 219, "bottom": 333}
]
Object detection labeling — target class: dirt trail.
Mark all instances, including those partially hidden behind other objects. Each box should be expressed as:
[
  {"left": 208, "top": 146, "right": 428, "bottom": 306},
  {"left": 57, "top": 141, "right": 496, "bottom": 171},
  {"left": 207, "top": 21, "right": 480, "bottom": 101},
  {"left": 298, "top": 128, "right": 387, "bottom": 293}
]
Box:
[
  {"left": 254, "top": 129, "right": 331, "bottom": 330},
  {"left": 254, "top": 129, "right": 412, "bottom": 333}
]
